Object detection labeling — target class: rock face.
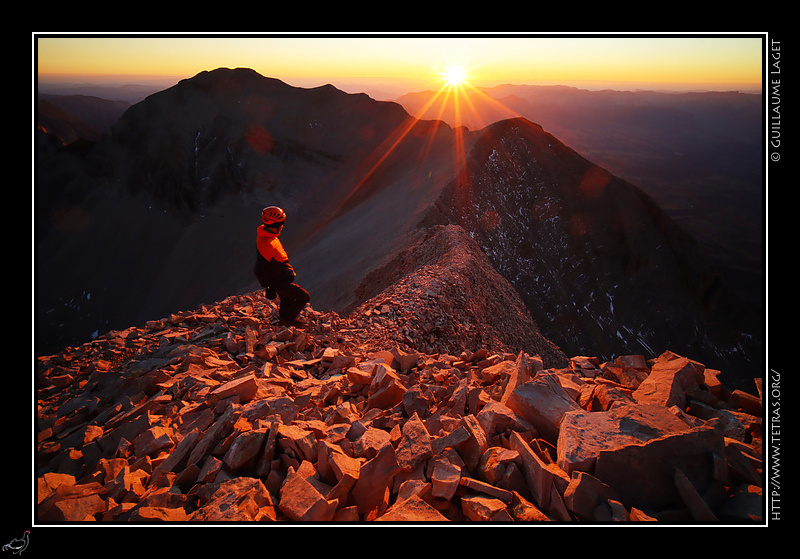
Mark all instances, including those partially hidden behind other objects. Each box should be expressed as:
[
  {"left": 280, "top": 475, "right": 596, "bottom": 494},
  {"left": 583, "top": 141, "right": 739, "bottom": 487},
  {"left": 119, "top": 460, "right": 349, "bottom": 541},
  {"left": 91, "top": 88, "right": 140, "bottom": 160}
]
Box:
[
  {"left": 37, "top": 290, "right": 764, "bottom": 523},
  {"left": 427, "top": 117, "right": 762, "bottom": 389}
]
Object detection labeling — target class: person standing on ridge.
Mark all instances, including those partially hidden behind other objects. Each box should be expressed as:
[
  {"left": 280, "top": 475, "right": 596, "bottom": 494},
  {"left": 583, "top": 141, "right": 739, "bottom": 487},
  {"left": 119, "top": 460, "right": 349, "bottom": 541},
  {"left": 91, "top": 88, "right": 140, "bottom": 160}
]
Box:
[{"left": 254, "top": 206, "right": 310, "bottom": 327}]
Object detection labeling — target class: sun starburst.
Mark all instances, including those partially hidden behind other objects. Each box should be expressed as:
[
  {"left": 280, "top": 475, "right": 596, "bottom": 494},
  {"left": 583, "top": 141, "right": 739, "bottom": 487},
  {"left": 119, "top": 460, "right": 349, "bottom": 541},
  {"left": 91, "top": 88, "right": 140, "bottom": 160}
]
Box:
[{"left": 441, "top": 64, "right": 469, "bottom": 88}]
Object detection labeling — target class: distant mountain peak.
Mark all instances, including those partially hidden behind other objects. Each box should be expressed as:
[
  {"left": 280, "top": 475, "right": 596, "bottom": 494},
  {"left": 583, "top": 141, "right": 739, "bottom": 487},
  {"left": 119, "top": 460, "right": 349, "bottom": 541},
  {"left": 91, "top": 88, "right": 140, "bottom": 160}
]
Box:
[{"left": 427, "top": 109, "right": 761, "bottom": 388}]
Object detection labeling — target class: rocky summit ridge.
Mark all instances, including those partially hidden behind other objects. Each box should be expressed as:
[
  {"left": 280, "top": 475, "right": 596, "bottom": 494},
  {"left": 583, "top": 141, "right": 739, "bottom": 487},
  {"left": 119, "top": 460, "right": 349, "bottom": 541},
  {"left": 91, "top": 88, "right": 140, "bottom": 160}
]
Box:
[{"left": 36, "top": 225, "right": 764, "bottom": 524}]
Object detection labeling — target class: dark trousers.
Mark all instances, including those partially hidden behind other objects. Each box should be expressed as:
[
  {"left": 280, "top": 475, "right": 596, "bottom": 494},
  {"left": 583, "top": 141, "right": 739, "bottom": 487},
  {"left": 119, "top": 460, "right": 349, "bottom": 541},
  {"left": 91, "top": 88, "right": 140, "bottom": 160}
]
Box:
[{"left": 272, "top": 283, "right": 310, "bottom": 322}]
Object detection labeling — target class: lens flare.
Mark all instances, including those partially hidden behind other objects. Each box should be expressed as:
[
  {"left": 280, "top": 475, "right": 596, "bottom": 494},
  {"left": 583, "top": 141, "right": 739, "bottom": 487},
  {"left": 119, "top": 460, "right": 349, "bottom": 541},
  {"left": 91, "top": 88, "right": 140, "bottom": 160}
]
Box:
[{"left": 441, "top": 64, "right": 468, "bottom": 87}]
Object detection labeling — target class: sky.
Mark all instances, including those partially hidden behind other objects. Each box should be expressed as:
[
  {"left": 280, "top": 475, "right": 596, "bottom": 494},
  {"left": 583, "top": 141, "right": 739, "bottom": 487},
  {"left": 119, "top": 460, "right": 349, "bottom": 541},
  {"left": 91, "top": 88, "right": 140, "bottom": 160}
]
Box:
[{"left": 34, "top": 33, "right": 765, "bottom": 99}]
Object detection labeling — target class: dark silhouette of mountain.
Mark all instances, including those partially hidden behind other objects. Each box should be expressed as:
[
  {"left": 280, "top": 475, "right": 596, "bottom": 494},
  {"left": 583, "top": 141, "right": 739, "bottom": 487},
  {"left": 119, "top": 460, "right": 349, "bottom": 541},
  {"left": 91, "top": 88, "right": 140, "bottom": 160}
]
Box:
[
  {"left": 35, "top": 68, "right": 462, "bottom": 355},
  {"left": 35, "top": 68, "right": 762, "bottom": 390},
  {"left": 395, "top": 85, "right": 763, "bottom": 309},
  {"left": 422, "top": 117, "right": 761, "bottom": 387}
]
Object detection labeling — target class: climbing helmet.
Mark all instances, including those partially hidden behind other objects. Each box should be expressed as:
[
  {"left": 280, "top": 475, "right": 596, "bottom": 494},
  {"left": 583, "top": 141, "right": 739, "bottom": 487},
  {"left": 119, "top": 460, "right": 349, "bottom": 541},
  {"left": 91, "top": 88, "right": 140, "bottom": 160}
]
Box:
[{"left": 261, "top": 206, "right": 286, "bottom": 227}]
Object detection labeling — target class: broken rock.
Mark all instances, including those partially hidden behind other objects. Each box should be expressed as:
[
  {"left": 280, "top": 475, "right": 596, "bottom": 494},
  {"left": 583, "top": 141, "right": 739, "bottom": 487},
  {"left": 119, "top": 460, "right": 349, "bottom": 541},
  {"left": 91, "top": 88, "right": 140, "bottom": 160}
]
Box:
[
  {"left": 633, "top": 356, "right": 704, "bottom": 408},
  {"left": 36, "top": 290, "right": 764, "bottom": 525},
  {"left": 191, "top": 477, "right": 276, "bottom": 521},
  {"left": 351, "top": 443, "right": 400, "bottom": 515},
  {"left": 507, "top": 373, "right": 581, "bottom": 444},
  {"left": 563, "top": 471, "right": 620, "bottom": 521},
  {"left": 396, "top": 412, "right": 433, "bottom": 472},
  {"left": 209, "top": 374, "right": 258, "bottom": 404},
  {"left": 430, "top": 457, "right": 462, "bottom": 500},
  {"left": 461, "top": 494, "right": 513, "bottom": 521},
  {"left": 223, "top": 428, "right": 268, "bottom": 471},
  {"left": 377, "top": 495, "right": 449, "bottom": 522},
  {"left": 367, "top": 363, "right": 407, "bottom": 410},
  {"left": 278, "top": 464, "right": 338, "bottom": 522}
]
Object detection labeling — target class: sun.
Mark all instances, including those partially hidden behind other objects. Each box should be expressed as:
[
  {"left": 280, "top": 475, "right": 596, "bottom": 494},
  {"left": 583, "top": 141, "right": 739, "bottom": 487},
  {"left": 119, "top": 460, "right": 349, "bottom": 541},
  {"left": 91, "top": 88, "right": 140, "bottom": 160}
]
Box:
[{"left": 441, "top": 64, "right": 469, "bottom": 88}]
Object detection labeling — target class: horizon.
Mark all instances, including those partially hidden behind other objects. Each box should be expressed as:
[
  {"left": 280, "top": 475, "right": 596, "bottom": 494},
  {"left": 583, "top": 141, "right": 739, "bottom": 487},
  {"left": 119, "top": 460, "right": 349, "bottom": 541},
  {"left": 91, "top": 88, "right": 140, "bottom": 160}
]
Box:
[{"left": 34, "top": 34, "right": 765, "bottom": 101}]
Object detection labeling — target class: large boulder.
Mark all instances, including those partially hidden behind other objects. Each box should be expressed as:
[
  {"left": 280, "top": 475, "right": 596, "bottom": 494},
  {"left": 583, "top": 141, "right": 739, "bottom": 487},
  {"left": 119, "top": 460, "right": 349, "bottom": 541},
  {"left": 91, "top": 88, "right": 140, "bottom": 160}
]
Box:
[{"left": 556, "top": 402, "right": 691, "bottom": 475}]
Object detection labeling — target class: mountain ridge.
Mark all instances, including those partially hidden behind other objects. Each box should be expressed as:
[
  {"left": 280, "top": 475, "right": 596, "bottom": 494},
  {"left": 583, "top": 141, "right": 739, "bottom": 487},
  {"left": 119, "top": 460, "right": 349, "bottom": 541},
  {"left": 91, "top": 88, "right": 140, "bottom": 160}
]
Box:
[
  {"left": 35, "top": 252, "right": 765, "bottom": 523},
  {"left": 350, "top": 224, "right": 567, "bottom": 367}
]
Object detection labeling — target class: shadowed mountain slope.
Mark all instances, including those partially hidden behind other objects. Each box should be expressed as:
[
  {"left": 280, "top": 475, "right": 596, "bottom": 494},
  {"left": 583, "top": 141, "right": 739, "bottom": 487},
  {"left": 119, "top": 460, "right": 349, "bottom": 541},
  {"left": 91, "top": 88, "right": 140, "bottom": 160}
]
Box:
[
  {"left": 395, "top": 85, "right": 763, "bottom": 308},
  {"left": 36, "top": 69, "right": 463, "bottom": 353},
  {"left": 423, "top": 118, "right": 761, "bottom": 388}
]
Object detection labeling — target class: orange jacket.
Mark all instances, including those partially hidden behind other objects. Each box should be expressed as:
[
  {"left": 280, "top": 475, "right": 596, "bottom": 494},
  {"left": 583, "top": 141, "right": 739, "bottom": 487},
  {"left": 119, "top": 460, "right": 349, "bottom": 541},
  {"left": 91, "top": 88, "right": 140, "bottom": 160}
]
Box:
[
  {"left": 254, "top": 225, "right": 295, "bottom": 287},
  {"left": 256, "top": 225, "right": 289, "bottom": 262}
]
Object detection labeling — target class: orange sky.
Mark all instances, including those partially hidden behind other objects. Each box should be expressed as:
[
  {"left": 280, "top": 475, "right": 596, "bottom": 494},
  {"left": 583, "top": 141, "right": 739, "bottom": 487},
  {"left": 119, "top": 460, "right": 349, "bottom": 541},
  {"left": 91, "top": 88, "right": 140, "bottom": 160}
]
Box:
[{"left": 35, "top": 34, "right": 765, "bottom": 97}]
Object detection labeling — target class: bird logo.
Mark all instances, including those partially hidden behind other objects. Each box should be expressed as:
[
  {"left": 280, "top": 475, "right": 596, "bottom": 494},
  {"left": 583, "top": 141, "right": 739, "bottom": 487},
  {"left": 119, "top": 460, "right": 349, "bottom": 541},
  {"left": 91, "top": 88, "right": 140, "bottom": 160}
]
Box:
[{"left": 2, "top": 531, "right": 29, "bottom": 555}]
